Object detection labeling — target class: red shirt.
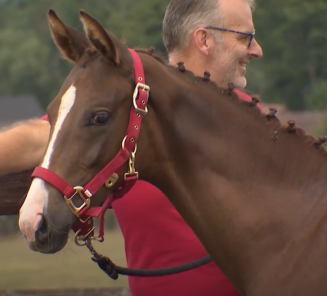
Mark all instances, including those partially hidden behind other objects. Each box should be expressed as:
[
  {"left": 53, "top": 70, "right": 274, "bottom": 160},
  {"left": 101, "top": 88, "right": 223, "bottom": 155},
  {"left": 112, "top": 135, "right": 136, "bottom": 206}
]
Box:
[
  {"left": 112, "top": 181, "right": 239, "bottom": 296},
  {"left": 42, "top": 90, "right": 254, "bottom": 296}
]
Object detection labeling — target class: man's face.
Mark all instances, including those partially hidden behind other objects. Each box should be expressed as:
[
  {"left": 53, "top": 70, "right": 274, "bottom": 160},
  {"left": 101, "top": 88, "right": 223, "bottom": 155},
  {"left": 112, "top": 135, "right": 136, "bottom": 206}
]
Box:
[{"left": 207, "top": 0, "right": 263, "bottom": 89}]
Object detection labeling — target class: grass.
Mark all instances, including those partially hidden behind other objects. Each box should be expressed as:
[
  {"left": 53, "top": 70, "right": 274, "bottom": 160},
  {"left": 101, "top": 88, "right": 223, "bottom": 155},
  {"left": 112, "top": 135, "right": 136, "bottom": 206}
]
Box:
[{"left": 0, "top": 230, "right": 128, "bottom": 289}]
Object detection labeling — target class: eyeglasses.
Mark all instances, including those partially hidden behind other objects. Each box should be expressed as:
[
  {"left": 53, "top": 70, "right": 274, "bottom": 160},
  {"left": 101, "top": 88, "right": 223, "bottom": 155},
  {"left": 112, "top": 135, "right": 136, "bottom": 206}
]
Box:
[{"left": 204, "top": 26, "right": 255, "bottom": 48}]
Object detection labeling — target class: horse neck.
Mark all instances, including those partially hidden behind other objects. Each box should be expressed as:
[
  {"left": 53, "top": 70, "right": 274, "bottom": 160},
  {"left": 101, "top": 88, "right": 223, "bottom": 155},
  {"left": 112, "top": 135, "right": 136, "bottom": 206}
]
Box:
[{"left": 136, "top": 56, "right": 327, "bottom": 294}]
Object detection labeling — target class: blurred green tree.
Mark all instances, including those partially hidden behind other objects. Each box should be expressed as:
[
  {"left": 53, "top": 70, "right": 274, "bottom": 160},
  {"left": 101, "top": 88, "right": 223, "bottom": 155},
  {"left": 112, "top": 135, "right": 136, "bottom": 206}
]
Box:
[
  {"left": 248, "top": 0, "right": 327, "bottom": 110},
  {"left": 1, "top": 0, "right": 327, "bottom": 110},
  {"left": 0, "top": 0, "right": 169, "bottom": 108}
]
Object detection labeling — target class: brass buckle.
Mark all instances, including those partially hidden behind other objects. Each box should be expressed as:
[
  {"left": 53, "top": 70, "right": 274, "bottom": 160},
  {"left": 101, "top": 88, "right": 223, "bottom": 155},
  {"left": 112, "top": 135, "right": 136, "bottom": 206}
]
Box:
[
  {"left": 64, "top": 186, "right": 91, "bottom": 218},
  {"left": 121, "top": 136, "right": 138, "bottom": 152},
  {"left": 133, "top": 82, "right": 150, "bottom": 115}
]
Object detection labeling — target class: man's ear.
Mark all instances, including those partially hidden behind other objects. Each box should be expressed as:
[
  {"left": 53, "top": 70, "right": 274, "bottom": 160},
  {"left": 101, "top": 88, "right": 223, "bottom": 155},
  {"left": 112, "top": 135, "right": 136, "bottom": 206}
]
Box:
[{"left": 193, "top": 28, "right": 216, "bottom": 56}]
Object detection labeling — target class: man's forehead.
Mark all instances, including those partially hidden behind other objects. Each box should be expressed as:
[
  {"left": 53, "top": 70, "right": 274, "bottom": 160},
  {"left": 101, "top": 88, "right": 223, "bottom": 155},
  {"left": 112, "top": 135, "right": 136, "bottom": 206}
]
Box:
[{"left": 219, "top": 0, "right": 254, "bottom": 31}]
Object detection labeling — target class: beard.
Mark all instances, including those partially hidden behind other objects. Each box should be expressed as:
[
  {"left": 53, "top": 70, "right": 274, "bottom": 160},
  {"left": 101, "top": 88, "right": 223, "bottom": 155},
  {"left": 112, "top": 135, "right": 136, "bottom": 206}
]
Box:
[{"left": 213, "top": 46, "right": 247, "bottom": 89}]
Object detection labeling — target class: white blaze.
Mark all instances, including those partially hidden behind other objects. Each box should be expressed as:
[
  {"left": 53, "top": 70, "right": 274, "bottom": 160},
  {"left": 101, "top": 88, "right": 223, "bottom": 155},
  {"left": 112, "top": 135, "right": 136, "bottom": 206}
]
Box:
[{"left": 19, "top": 85, "right": 76, "bottom": 241}]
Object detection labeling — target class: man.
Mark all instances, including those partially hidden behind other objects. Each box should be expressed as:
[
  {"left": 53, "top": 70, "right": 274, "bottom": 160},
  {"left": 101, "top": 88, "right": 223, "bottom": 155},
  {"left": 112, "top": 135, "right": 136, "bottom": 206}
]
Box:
[
  {"left": 0, "top": 0, "right": 262, "bottom": 295},
  {"left": 163, "top": 0, "right": 262, "bottom": 90}
]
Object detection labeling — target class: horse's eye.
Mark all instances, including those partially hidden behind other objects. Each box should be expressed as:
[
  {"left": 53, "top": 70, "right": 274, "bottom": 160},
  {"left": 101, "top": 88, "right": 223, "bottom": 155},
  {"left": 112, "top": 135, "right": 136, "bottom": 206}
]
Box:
[{"left": 91, "top": 111, "right": 111, "bottom": 125}]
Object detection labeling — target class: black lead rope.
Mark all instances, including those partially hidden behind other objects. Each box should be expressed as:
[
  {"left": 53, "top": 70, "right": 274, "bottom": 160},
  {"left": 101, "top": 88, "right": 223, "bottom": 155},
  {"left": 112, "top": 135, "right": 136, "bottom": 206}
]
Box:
[{"left": 86, "top": 240, "right": 213, "bottom": 279}]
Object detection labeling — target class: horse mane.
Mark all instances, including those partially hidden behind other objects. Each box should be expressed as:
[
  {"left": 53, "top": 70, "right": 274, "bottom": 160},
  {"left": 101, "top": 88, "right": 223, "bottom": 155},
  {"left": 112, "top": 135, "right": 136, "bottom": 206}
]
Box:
[
  {"left": 229, "top": 91, "right": 327, "bottom": 157},
  {"left": 158, "top": 53, "right": 327, "bottom": 159}
]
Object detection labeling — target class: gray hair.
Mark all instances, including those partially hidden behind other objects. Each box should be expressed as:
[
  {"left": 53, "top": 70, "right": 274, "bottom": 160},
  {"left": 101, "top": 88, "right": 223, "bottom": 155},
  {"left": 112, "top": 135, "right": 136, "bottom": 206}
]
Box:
[{"left": 163, "top": 0, "right": 255, "bottom": 53}]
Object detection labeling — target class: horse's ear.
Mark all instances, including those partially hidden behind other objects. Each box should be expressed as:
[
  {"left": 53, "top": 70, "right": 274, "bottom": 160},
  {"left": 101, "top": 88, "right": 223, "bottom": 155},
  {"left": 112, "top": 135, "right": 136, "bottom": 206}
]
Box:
[
  {"left": 48, "top": 9, "right": 90, "bottom": 63},
  {"left": 79, "top": 10, "right": 120, "bottom": 65}
]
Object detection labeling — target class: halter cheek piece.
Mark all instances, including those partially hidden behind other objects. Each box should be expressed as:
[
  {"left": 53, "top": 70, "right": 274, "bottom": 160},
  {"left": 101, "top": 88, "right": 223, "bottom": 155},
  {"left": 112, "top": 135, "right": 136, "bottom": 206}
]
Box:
[{"left": 31, "top": 49, "right": 212, "bottom": 279}]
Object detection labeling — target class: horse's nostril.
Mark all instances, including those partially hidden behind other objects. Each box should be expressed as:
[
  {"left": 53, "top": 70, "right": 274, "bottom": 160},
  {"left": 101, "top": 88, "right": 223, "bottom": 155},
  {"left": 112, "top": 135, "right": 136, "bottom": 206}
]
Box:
[
  {"left": 35, "top": 215, "right": 49, "bottom": 244},
  {"left": 38, "top": 215, "right": 48, "bottom": 235}
]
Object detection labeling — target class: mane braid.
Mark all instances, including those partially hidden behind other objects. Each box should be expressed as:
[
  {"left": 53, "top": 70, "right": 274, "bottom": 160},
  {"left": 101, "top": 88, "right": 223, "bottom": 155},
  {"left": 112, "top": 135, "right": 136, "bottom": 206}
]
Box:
[
  {"left": 239, "top": 96, "right": 327, "bottom": 157},
  {"left": 239, "top": 98, "right": 327, "bottom": 157}
]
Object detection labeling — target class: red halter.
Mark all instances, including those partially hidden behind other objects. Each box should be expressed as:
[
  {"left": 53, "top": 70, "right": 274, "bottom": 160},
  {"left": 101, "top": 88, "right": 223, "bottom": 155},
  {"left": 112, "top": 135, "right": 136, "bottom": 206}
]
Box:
[{"left": 31, "top": 49, "right": 149, "bottom": 243}]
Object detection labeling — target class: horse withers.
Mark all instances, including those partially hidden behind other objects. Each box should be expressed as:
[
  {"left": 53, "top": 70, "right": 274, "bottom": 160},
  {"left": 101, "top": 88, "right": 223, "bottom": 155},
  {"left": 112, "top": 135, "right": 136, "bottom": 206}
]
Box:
[{"left": 19, "top": 10, "right": 327, "bottom": 296}]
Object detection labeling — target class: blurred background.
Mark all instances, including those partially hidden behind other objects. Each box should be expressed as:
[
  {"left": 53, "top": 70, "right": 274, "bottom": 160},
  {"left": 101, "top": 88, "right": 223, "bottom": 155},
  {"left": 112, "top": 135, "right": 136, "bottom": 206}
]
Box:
[{"left": 1, "top": 0, "right": 327, "bottom": 294}]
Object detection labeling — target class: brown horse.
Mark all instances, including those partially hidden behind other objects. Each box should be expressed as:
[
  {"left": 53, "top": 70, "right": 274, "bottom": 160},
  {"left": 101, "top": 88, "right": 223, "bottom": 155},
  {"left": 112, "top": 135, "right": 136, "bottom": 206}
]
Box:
[{"left": 18, "top": 10, "right": 327, "bottom": 296}]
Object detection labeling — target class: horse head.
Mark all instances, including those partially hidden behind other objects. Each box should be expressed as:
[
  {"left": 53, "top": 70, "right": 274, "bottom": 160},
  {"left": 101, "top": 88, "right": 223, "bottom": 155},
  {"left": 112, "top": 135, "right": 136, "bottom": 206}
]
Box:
[{"left": 19, "top": 10, "right": 150, "bottom": 253}]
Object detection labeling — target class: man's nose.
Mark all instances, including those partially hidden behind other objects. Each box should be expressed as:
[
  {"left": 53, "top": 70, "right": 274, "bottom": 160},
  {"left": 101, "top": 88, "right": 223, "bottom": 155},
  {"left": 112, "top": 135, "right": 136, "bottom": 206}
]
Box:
[{"left": 249, "top": 38, "right": 263, "bottom": 58}]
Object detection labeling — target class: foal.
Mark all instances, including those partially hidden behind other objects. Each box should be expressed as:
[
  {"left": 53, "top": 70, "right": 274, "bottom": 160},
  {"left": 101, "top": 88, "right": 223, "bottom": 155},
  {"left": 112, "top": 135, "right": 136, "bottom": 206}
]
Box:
[{"left": 19, "top": 10, "right": 327, "bottom": 296}]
